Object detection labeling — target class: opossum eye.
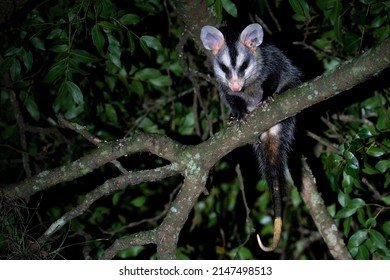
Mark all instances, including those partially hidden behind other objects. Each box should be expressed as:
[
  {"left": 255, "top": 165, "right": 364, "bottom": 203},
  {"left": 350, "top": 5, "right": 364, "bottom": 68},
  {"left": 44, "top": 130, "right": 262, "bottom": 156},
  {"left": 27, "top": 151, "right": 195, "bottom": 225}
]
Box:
[
  {"left": 219, "top": 63, "right": 229, "bottom": 74},
  {"left": 239, "top": 60, "right": 249, "bottom": 72}
]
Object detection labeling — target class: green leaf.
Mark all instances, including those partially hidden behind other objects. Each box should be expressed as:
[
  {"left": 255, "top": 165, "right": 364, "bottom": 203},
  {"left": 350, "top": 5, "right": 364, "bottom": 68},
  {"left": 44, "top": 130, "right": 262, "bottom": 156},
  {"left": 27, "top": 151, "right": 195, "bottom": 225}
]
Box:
[
  {"left": 138, "top": 117, "right": 159, "bottom": 133},
  {"left": 357, "top": 128, "right": 373, "bottom": 139},
  {"left": 150, "top": 75, "right": 171, "bottom": 87},
  {"left": 377, "top": 110, "right": 390, "bottom": 131},
  {"left": 107, "top": 34, "right": 122, "bottom": 68},
  {"left": 119, "top": 14, "right": 140, "bottom": 25},
  {"left": 47, "top": 29, "right": 65, "bottom": 40},
  {"left": 71, "top": 49, "right": 101, "bottom": 63},
  {"left": 112, "top": 190, "right": 124, "bottom": 206},
  {"left": 344, "top": 151, "right": 359, "bottom": 169},
  {"left": 348, "top": 230, "right": 367, "bottom": 248},
  {"left": 334, "top": 16, "right": 343, "bottom": 43},
  {"left": 130, "top": 80, "right": 144, "bottom": 96},
  {"left": 343, "top": 216, "right": 352, "bottom": 236},
  {"left": 137, "top": 37, "right": 149, "bottom": 57},
  {"left": 355, "top": 244, "right": 370, "bottom": 260},
  {"left": 44, "top": 62, "right": 66, "bottom": 83},
  {"left": 127, "top": 32, "right": 136, "bottom": 54},
  {"left": 21, "top": 49, "right": 33, "bottom": 71},
  {"left": 64, "top": 104, "right": 83, "bottom": 120},
  {"left": 4, "top": 46, "right": 22, "bottom": 57},
  {"left": 50, "top": 44, "right": 68, "bottom": 53},
  {"left": 359, "top": 0, "right": 377, "bottom": 4},
  {"left": 98, "top": 21, "right": 122, "bottom": 31},
  {"left": 357, "top": 207, "right": 365, "bottom": 225},
  {"left": 342, "top": 171, "right": 353, "bottom": 192},
  {"left": 316, "top": 0, "right": 334, "bottom": 10},
  {"left": 361, "top": 94, "right": 385, "bottom": 110},
  {"left": 366, "top": 147, "right": 386, "bottom": 157},
  {"left": 31, "top": 37, "right": 46, "bottom": 50},
  {"left": 375, "top": 159, "right": 390, "bottom": 173},
  {"left": 364, "top": 217, "right": 377, "bottom": 228},
  {"left": 221, "top": 0, "right": 237, "bottom": 17},
  {"left": 140, "top": 35, "right": 162, "bottom": 51},
  {"left": 382, "top": 221, "right": 390, "bottom": 235},
  {"left": 289, "top": 0, "right": 310, "bottom": 18},
  {"left": 327, "top": 203, "right": 336, "bottom": 217},
  {"left": 104, "top": 75, "right": 116, "bottom": 92},
  {"left": 89, "top": 207, "right": 110, "bottom": 224},
  {"left": 10, "top": 58, "right": 21, "bottom": 81},
  {"left": 385, "top": 177, "right": 390, "bottom": 189},
  {"left": 178, "top": 111, "right": 195, "bottom": 135},
  {"left": 66, "top": 81, "right": 83, "bottom": 105},
  {"left": 335, "top": 198, "right": 365, "bottom": 219},
  {"left": 343, "top": 32, "right": 361, "bottom": 53},
  {"left": 25, "top": 98, "right": 40, "bottom": 121},
  {"left": 362, "top": 162, "right": 379, "bottom": 175},
  {"left": 380, "top": 195, "right": 390, "bottom": 205},
  {"left": 368, "top": 229, "right": 387, "bottom": 250},
  {"left": 230, "top": 246, "right": 253, "bottom": 260},
  {"left": 0, "top": 57, "right": 12, "bottom": 76},
  {"left": 291, "top": 187, "right": 302, "bottom": 207},
  {"left": 370, "top": 15, "right": 387, "bottom": 28},
  {"left": 104, "top": 103, "right": 118, "bottom": 125},
  {"left": 135, "top": 68, "right": 161, "bottom": 80},
  {"left": 338, "top": 191, "right": 347, "bottom": 207},
  {"left": 92, "top": 24, "right": 105, "bottom": 52},
  {"left": 117, "top": 246, "right": 144, "bottom": 259},
  {"left": 349, "top": 198, "right": 365, "bottom": 209},
  {"left": 130, "top": 196, "right": 147, "bottom": 207}
]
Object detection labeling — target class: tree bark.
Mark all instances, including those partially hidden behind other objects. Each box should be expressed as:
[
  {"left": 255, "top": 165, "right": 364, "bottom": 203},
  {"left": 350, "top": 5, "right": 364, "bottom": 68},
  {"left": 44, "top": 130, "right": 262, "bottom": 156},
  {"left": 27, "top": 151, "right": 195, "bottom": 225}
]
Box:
[{"left": 300, "top": 158, "right": 353, "bottom": 260}]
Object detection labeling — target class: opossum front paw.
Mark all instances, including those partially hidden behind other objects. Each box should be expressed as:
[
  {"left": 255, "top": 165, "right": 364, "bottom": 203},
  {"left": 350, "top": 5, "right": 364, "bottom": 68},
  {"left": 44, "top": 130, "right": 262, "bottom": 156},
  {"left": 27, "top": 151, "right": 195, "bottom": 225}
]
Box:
[{"left": 228, "top": 115, "right": 248, "bottom": 126}]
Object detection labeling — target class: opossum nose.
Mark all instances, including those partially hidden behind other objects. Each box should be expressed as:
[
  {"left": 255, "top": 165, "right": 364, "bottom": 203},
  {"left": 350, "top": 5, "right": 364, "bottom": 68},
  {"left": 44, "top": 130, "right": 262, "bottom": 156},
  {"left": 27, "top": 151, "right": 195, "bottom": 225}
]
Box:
[{"left": 230, "top": 80, "right": 242, "bottom": 92}]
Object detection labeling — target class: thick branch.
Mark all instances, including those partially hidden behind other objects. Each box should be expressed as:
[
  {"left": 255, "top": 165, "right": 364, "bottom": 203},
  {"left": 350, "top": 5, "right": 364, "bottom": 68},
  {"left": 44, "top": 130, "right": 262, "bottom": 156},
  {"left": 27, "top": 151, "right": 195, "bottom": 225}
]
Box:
[
  {"left": 156, "top": 170, "right": 208, "bottom": 259},
  {"left": 100, "top": 230, "right": 157, "bottom": 260},
  {"left": 175, "top": 0, "right": 217, "bottom": 54},
  {"left": 300, "top": 158, "right": 353, "bottom": 260},
  {"left": 3, "top": 131, "right": 184, "bottom": 200}
]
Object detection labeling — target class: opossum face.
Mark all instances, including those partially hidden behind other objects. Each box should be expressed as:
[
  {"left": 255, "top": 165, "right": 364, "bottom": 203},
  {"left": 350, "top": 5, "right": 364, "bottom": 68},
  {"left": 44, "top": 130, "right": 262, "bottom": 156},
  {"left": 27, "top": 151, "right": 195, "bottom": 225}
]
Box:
[{"left": 200, "top": 24, "right": 264, "bottom": 93}]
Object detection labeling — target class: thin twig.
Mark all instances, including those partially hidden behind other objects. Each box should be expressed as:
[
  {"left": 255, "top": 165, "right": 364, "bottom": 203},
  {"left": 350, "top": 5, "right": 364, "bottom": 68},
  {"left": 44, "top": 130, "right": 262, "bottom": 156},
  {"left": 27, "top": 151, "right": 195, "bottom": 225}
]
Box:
[{"left": 57, "top": 114, "right": 128, "bottom": 174}]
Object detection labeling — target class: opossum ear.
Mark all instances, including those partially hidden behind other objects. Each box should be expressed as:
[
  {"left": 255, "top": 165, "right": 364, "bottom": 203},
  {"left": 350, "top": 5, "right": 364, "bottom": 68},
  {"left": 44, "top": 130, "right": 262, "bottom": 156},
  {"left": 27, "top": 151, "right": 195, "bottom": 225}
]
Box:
[
  {"left": 240, "top": 23, "right": 264, "bottom": 50},
  {"left": 200, "top": 26, "right": 225, "bottom": 55}
]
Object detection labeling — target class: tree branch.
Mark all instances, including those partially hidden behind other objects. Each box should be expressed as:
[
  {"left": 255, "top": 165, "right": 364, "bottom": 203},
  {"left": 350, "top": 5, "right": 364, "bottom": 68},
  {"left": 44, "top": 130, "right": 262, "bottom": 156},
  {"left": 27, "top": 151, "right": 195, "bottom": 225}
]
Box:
[
  {"left": 37, "top": 164, "right": 178, "bottom": 245},
  {"left": 300, "top": 157, "right": 353, "bottom": 260},
  {"left": 3, "top": 131, "right": 185, "bottom": 200},
  {"left": 156, "top": 170, "right": 208, "bottom": 259},
  {"left": 100, "top": 229, "right": 157, "bottom": 260}
]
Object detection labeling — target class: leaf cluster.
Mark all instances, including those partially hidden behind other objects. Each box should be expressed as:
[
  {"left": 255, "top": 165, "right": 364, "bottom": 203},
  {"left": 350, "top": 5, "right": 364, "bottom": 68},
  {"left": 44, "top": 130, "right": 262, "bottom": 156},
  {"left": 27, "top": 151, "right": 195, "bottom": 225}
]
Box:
[{"left": 320, "top": 91, "right": 390, "bottom": 259}]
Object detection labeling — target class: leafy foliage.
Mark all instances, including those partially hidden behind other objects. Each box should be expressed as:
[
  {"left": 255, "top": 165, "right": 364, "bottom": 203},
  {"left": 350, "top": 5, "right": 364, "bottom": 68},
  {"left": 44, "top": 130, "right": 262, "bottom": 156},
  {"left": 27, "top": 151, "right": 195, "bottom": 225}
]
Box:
[
  {"left": 320, "top": 91, "right": 390, "bottom": 259},
  {"left": 0, "top": 0, "right": 389, "bottom": 259}
]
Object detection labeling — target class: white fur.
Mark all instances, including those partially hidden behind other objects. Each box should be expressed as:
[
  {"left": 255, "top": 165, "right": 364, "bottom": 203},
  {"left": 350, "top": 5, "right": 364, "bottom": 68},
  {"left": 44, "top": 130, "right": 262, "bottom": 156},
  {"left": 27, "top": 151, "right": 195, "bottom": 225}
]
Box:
[{"left": 260, "top": 123, "right": 282, "bottom": 141}]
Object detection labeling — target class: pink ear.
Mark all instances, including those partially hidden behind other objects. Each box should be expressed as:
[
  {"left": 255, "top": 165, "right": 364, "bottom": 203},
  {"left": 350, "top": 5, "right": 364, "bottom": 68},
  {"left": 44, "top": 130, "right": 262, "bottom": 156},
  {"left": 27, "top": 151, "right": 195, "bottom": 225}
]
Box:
[
  {"left": 240, "top": 23, "right": 264, "bottom": 49},
  {"left": 200, "top": 26, "right": 225, "bottom": 55}
]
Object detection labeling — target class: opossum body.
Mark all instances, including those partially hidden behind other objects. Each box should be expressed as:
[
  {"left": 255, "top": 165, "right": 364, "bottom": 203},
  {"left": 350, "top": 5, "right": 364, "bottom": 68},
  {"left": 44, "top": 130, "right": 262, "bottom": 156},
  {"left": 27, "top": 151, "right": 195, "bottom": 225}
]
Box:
[{"left": 201, "top": 23, "right": 301, "bottom": 251}]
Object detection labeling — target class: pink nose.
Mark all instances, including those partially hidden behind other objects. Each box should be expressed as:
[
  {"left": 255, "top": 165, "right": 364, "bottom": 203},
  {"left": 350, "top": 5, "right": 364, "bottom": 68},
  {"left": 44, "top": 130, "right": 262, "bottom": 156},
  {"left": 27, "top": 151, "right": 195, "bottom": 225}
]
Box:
[{"left": 229, "top": 80, "right": 242, "bottom": 92}]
